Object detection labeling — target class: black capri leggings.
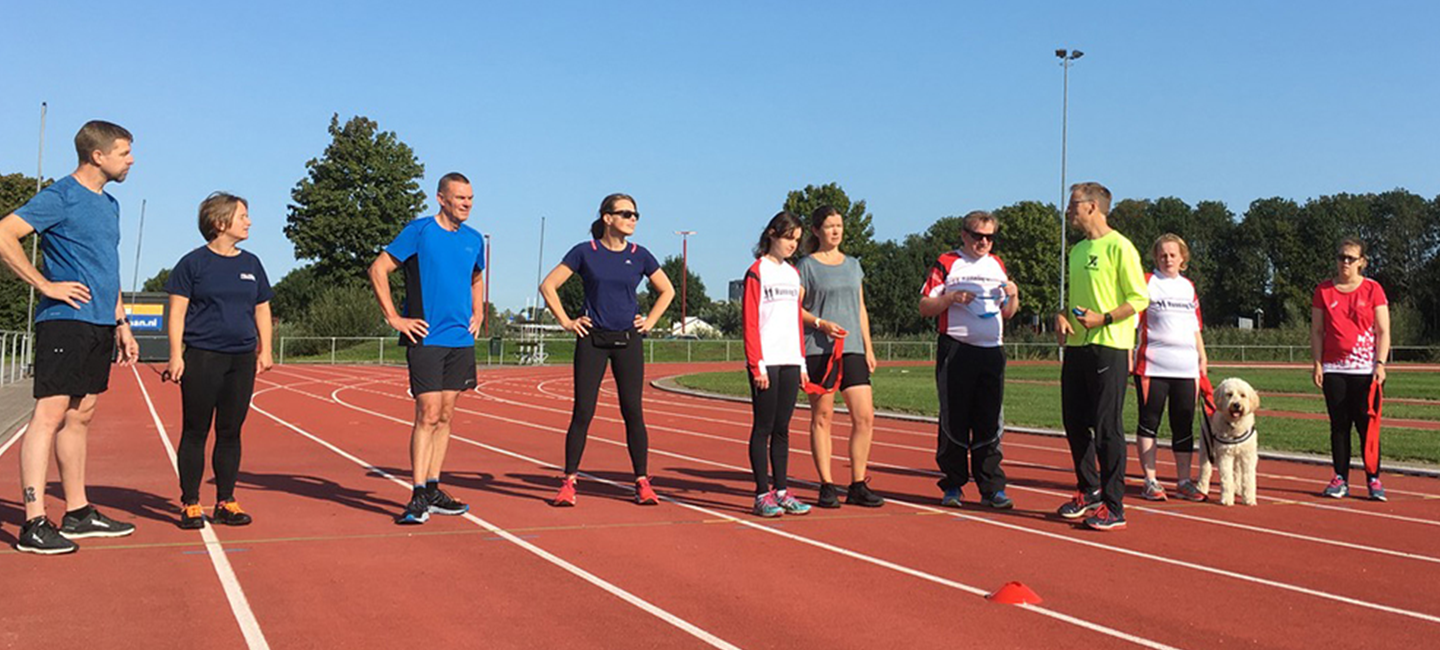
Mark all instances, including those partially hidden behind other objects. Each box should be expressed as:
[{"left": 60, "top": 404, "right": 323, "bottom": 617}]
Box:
[
  {"left": 1322, "top": 372, "right": 1379, "bottom": 479},
  {"left": 1134, "top": 376, "right": 1197, "bottom": 453},
  {"left": 748, "top": 366, "right": 800, "bottom": 494},
  {"left": 179, "top": 347, "right": 257, "bottom": 504},
  {"left": 564, "top": 332, "right": 648, "bottom": 476}
]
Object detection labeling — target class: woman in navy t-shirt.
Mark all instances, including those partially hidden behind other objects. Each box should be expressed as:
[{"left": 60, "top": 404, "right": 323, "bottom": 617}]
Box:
[
  {"left": 164, "top": 192, "right": 274, "bottom": 529},
  {"left": 539, "top": 193, "right": 675, "bottom": 507}
]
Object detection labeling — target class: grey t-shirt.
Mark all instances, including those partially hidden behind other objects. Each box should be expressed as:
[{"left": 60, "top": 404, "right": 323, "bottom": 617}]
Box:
[{"left": 798, "top": 254, "right": 867, "bottom": 356}]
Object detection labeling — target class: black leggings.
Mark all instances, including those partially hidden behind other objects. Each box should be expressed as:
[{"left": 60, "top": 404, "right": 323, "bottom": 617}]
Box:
[
  {"left": 564, "top": 333, "right": 648, "bottom": 476},
  {"left": 1134, "top": 376, "right": 1197, "bottom": 453},
  {"left": 748, "top": 366, "right": 800, "bottom": 494},
  {"left": 1323, "top": 372, "right": 1379, "bottom": 479},
  {"left": 179, "top": 348, "right": 256, "bottom": 504}
]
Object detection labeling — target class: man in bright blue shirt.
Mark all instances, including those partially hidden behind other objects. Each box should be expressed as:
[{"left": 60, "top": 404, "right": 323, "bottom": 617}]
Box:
[
  {"left": 368, "top": 172, "right": 485, "bottom": 525},
  {"left": 0, "top": 120, "right": 141, "bottom": 555}
]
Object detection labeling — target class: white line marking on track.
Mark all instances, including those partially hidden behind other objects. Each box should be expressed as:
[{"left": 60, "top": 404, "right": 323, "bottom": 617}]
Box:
[
  {"left": 131, "top": 367, "right": 271, "bottom": 650},
  {"left": 247, "top": 374, "right": 742, "bottom": 650},
  {"left": 0, "top": 424, "right": 27, "bottom": 458}
]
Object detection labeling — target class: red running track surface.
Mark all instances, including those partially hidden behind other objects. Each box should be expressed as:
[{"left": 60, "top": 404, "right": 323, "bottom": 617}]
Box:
[{"left": 1, "top": 362, "right": 1437, "bottom": 649}]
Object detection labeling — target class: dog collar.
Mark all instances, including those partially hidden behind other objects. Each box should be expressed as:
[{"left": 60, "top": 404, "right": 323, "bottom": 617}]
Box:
[{"left": 1213, "top": 426, "right": 1256, "bottom": 446}]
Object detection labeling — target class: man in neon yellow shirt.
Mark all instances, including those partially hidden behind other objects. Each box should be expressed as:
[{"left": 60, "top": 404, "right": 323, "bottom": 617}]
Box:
[{"left": 1053, "top": 182, "right": 1148, "bottom": 531}]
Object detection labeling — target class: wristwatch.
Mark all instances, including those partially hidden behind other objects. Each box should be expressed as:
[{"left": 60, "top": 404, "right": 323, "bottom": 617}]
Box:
[
  {"left": 116, "top": 318, "right": 129, "bottom": 327},
  {"left": 1103, "top": 312, "right": 1114, "bottom": 326}
]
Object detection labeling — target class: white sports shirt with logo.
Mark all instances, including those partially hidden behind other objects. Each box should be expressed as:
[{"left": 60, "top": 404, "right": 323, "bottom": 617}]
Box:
[
  {"left": 742, "top": 257, "right": 805, "bottom": 379},
  {"left": 921, "top": 250, "right": 1009, "bottom": 348},
  {"left": 1135, "top": 272, "right": 1202, "bottom": 379}
]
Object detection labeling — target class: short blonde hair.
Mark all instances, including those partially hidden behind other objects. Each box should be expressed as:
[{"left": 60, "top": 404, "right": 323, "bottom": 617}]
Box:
[
  {"left": 1151, "top": 233, "right": 1191, "bottom": 271},
  {"left": 198, "top": 192, "right": 247, "bottom": 241}
]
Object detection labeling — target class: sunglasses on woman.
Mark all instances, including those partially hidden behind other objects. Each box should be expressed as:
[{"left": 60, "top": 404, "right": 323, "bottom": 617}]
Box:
[{"left": 607, "top": 210, "right": 640, "bottom": 221}]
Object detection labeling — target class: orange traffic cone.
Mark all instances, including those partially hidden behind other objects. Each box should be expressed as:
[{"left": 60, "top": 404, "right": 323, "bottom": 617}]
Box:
[{"left": 986, "top": 581, "right": 1042, "bottom": 605}]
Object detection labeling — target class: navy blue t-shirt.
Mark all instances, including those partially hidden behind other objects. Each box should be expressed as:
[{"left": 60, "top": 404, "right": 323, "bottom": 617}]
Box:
[
  {"left": 14, "top": 176, "right": 123, "bottom": 326},
  {"left": 385, "top": 216, "right": 486, "bottom": 348},
  {"left": 560, "top": 240, "right": 660, "bottom": 332},
  {"left": 166, "top": 247, "right": 274, "bottom": 354}
]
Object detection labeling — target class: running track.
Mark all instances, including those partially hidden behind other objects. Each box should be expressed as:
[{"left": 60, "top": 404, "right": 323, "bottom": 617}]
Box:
[{"left": 2, "top": 362, "right": 1438, "bottom": 649}]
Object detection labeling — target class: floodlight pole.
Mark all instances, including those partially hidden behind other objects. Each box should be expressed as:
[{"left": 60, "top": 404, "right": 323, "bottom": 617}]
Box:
[
  {"left": 1056, "top": 49, "right": 1083, "bottom": 321},
  {"left": 675, "top": 230, "right": 697, "bottom": 334},
  {"left": 483, "top": 233, "right": 492, "bottom": 337},
  {"left": 24, "top": 102, "right": 47, "bottom": 365}
]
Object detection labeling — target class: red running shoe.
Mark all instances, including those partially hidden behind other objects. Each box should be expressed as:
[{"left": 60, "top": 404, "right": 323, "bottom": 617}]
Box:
[
  {"left": 635, "top": 477, "right": 660, "bottom": 505},
  {"left": 552, "top": 477, "right": 577, "bottom": 507}
]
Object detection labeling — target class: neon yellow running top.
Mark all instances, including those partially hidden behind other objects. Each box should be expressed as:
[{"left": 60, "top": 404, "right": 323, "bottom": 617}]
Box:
[{"left": 1065, "top": 229, "right": 1148, "bottom": 350}]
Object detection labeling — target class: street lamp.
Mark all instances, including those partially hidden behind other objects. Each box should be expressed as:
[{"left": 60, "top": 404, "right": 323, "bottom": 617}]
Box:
[
  {"left": 675, "top": 230, "right": 697, "bottom": 334},
  {"left": 1056, "top": 48, "right": 1083, "bottom": 320},
  {"left": 483, "top": 233, "right": 492, "bottom": 337}
]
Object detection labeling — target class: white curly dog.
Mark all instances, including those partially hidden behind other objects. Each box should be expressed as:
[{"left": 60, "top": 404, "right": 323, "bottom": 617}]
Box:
[{"left": 1198, "top": 377, "right": 1261, "bottom": 506}]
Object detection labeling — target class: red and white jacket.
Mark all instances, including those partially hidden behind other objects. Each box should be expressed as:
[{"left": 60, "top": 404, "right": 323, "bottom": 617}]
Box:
[
  {"left": 921, "top": 250, "right": 1009, "bottom": 348},
  {"left": 1135, "top": 272, "right": 1203, "bottom": 379},
  {"left": 742, "top": 257, "right": 805, "bottom": 380}
]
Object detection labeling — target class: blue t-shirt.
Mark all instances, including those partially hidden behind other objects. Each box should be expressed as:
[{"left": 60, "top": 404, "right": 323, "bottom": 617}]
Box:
[
  {"left": 560, "top": 240, "right": 661, "bottom": 332},
  {"left": 14, "top": 176, "right": 122, "bottom": 326},
  {"left": 385, "top": 216, "right": 486, "bottom": 348},
  {"left": 166, "top": 247, "right": 274, "bottom": 354}
]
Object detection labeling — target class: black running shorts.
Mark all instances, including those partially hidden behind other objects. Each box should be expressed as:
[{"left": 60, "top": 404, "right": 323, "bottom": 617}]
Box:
[
  {"left": 33, "top": 320, "right": 116, "bottom": 399},
  {"left": 805, "top": 352, "right": 872, "bottom": 392},
  {"left": 406, "top": 345, "right": 478, "bottom": 395}
]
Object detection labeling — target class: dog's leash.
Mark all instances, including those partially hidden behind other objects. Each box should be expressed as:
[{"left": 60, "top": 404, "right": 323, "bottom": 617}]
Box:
[
  {"left": 1198, "top": 375, "right": 1220, "bottom": 466},
  {"left": 143, "top": 363, "right": 177, "bottom": 384},
  {"left": 1364, "top": 380, "right": 1383, "bottom": 476}
]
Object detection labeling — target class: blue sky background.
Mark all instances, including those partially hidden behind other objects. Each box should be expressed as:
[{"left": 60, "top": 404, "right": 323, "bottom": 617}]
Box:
[{"left": 3, "top": 1, "right": 1436, "bottom": 311}]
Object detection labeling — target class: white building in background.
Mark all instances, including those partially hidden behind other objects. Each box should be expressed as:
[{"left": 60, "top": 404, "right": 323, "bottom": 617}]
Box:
[{"left": 670, "top": 316, "right": 719, "bottom": 338}]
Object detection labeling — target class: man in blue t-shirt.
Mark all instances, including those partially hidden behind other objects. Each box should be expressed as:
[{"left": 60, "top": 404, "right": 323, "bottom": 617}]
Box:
[
  {"left": 0, "top": 120, "right": 141, "bottom": 555},
  {"left": 368, "top": 172, "right": 486, "bottom": 525}
]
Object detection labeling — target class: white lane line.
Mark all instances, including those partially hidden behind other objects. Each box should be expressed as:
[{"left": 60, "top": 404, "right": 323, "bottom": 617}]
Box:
[
  {"left": 443, "top": 373, "right": 1440, "bottom": 626},
  {"left": 0, "top": 424, "right": 27, "bottom": 458},
  {"left": 130, "top": 367, "right": 271, "bottom": 650},
  {"left": 247, "top": 375, "right": 741, "bottom": 650},
  {"left": 307, "top": 374, "right": 1178, "bottom": 650}
]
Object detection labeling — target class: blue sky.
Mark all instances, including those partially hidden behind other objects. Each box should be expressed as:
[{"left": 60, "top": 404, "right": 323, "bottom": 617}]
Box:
[{"left": 4, "top": 1, "right": 1436, "bottom": 311}]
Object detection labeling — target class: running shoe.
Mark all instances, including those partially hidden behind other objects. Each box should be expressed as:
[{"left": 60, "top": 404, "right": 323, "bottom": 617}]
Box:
[
  {"left": 551, "top": 477, "right": 577, "bottom": 507},
  {"left": 15, "top": 517, "right": 78, "bottom": 555},
  {"left": 634, "top": 477, "right": 660, "bottom": 506},
  {"left": 1057, "top": 490, "right": 1102, "bottom": 519},
  {"left": 1175, "top": 480, "right": 1207, "bottom": 502},
  {"left": 1082, "top": 505, "right": 1127, "bottom": 531},
  {"left": 981, "top": 490, "right": 1014, "bottom": 510},
  {"left": 212, "top": 500, "right": 253, "bottom": 526},
  {"left": 816, "top": 483, "right": 842, "bottom": 509},
  {"left": 753, "top": 492, "right": 782, "bottom": 518},
  {"left": 60, "top": 506, "right": 136, "bottom": 539},
  {"left": 395, "top": 494, "right": 431, "bottom": 525},
  {"left": 1322, "top": 475, "right": 1349, "bottom": 499},
  {"left": 775, "top": 490, "right": 811, "bottom": 516},
  {"left": 428, "top": 488, "right": 470, "bottom": 515},
  {"left": 1367, "top": 477, "right": 1387, "bottom": 502},
  {"left": 1141, "top": 479, "right": 1168, "bottom": 502},
  {"left": 179, "top": 503, "right": 206, "bottom": 530},
  {"left": 941, "top": 487, "right": 963, "bottom": 508},
  {"left": 846, "top": 478, "right": 885, "bottom": 508}
]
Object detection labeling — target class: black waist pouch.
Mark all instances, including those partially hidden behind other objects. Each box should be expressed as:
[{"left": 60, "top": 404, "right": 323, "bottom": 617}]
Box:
[{"left": 590, "top": 329, "right": 634, "bottom": 349}]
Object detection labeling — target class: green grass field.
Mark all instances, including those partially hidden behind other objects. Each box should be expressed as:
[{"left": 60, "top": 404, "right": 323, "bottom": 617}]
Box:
[{"left": 673, "top": 364, "right": 1440, "bottom": 465}]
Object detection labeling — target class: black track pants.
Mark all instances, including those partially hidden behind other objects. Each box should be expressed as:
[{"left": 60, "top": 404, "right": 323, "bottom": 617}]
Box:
[
  {"left": 934, "top": 336, "right": 1007, "bottom": 495},
  {"left": 1062, "top": 345, "right": 1130, "bottom": 513}
]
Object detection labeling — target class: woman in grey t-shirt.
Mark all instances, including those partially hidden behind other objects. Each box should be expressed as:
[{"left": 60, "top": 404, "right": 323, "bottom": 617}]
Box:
[{"left": 798, "top": 206, "right": 883, "bottom": 508}]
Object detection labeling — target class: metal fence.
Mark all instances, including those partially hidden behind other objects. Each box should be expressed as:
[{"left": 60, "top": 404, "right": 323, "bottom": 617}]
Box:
[
  {"left": 274, "top": 337, "right": 1440, "bottom": 366},
  {"left": 0, "top": 330, "right": 33, "bottom": 385}
]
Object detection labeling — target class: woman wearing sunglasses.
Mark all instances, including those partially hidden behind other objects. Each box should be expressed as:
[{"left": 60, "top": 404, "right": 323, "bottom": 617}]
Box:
[
  {"left": 919, "top": 211, "right": 1019, "bottom": 509},
  {"left": 1310, "top": 237, "right": 1390, "bottom": 501},
  {"left": 539, "top": 193, "right": 675, "bottom": 507}
]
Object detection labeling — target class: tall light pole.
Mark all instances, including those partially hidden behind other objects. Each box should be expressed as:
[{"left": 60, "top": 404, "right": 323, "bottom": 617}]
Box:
[
  {"left": 483, "top": 233, "right": 492, "bottom": 337},
  {"left": 1055, "top": 48, "right": 1083, "bottom": 320},
  {"left": 675, "top": 230, "right": 697, "bottom": 334}
]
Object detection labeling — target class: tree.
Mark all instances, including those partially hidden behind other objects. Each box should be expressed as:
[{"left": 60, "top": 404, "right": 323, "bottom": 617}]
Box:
[
  {"left": 141, "top": 268, "right": 171, "bottom": 292},
  {"left": 784, "top": 183, "right": 879, "bottom": 273},
  {"left": 284, "top": 114, "right": 427, "bottom": 284},
  {"left": 647, "top": 255, "right": 707, "bottom": 327},
  {"left": 270, "top": 264, "right": 327, "bottom": 323},
  {"left": 700, "top": 299, "right": 741, "bottom": 337},
  {"left": 556, "top": 273, "right": 586, "bottom": 321},
  {"left": 0, "top": 173, "right": 51, "bottom": 331},
  {"left": 992, "top": 201, "right": 1062, "bottom": 327}
]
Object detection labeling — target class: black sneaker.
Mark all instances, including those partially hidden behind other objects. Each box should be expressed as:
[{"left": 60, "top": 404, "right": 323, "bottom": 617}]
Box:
[
  {"left": 395, "top": 494, "right": 430, "bottom": 525},
  {"left": 212, "top": 501, "right": 253, "bottom": 526},
  {"left": 846, "top": 479, "right": 885, "bottom": 508},
  {"left": 428, "top": 488, "right": 469, "bottom": 516},
  {"left": 816, "top": 483, "right": 841, "bottom": 509},
  {"left": 60, "top": 506, "right": 136, "bottom": 539},
  {"left": 1056, "top": 490, "right": 1102, "bottom": 520},
  {"left": 15, "top": 517, "right": 78, "bottom": 555},
  {"left": 179, "top": 503, "right": 207, "bottom": 530},
  {"left": 1082, "top": 505, "right": 1127, "bottom": 531}
]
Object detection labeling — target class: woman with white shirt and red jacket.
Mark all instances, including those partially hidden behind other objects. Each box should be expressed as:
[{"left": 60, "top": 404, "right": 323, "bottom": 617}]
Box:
[{"left": 742, "top": 211, "right": 811, "bottom": 518}]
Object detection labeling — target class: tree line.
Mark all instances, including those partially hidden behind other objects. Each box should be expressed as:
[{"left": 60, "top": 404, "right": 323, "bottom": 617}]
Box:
[{"left": 4, "top": 115, "right": 1438, "bottom": 347}]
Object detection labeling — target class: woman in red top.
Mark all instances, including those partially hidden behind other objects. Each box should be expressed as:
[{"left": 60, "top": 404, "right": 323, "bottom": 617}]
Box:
[{"left": 1310, "top": 237, "right": 1390, "bottom": 501}]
